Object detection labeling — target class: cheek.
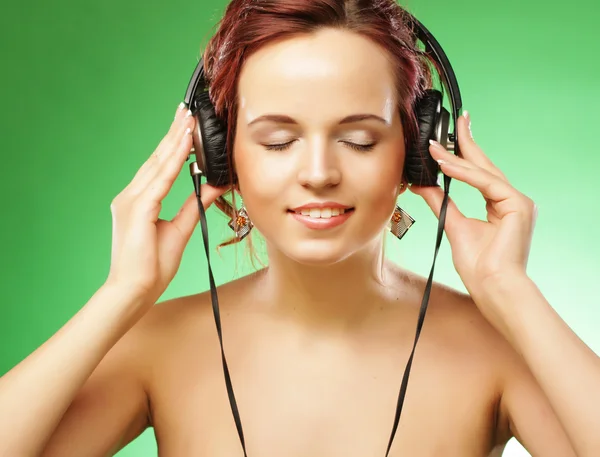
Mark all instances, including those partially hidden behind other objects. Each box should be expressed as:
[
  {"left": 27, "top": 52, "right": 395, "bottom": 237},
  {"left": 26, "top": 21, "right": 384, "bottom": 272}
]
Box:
[
  {"left": 233, "top": 142, "right": 288, "bottom": 228},
  {"left": 360, "top": 144, "right": 405, "bottom": 204},
  {"left": 351, "top": 145, "right": 405, "bottom": 237}
]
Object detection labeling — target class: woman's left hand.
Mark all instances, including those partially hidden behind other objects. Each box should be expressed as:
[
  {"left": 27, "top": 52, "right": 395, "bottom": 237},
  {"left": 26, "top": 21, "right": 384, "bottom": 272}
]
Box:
[{"left": 409, "top": 112, "right": 538, "bottom": 301}]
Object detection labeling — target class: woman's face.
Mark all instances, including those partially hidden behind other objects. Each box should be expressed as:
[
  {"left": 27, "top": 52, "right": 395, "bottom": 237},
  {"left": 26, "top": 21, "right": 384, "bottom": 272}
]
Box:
[{"left": 233, "top": 28, "right": 406, "bottom": 265}]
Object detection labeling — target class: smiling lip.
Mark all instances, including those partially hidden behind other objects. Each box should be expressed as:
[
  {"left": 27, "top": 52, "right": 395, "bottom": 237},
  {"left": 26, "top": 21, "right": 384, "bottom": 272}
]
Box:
[
  {"left": 289, "top": 201, "right": 352, "bottom": 212},
  {"left": 288, "top": 208, "right": 355, "bottom": 230}
]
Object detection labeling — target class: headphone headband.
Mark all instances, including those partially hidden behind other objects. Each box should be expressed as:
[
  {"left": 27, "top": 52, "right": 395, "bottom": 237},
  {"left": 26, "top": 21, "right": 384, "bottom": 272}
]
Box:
[
  {"left": 410, "top": 16, "right": 463, "bottom": 130},
  {"left": 183, "top": 57, "right": 207, "bottom": 108}
]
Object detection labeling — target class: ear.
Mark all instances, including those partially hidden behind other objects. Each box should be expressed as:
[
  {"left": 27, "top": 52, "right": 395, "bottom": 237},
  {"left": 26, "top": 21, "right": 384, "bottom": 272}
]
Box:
[
  {"left": 397, "top": 179, "right": 409, "bottom": 197},
  {"left": 230, "top": 184, "right": 243, "bottom": 209}
]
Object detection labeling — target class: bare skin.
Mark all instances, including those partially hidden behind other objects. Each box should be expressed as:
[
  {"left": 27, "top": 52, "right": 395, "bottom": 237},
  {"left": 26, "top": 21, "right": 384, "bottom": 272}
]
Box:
[
  {"left": 0, "top": 27, "right": 582, "bottom": 457},
  {"left": 141, "top": 266, "right": 511, "bottom": 457},
  {"left": 40, "top": 262, "right": 567, "bottom": 457}
]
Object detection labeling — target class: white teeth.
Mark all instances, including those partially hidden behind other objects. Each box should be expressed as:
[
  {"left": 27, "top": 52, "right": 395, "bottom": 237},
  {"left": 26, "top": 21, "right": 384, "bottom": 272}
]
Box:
[{"left": 295, "top": 208, "right": 349, "bottom": 218}]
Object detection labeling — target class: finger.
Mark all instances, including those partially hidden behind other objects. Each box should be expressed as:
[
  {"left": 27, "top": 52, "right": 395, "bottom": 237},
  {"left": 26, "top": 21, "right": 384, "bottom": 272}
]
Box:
[
  {"left": 428, "top": 139, "right": 477, "bottom": 170},
  {"left": 143, "top": 121, "right": 195, "bottom": 202},
  {"left": 157, "top": 104, "right": 193, "bottom": 155},
  {"left": 437, "top": 160, "right": 519, "bottom": 209},
  {"left": 409, "top": 184, "right": 466, "bottom": 233},
  {"left": 142, "top": 109, "right": 194, "bottom": 182},
  {"left": 485, "top": 199, "right": 502, "bottom": 224},
  {"left": 127, "top": 104, "right": 192, "bottom": 193},
  {"left": 455, "top": 112, "right": 508, "bottom": 181},
  {"left": 154, "top": 103, "right": 191, "bottom": 156},
  {"left": 133, "top": 113, "right": 195, "bottom": 197},
  {"left": 171, "top": 185, "right": 228, "bottom": 239}
]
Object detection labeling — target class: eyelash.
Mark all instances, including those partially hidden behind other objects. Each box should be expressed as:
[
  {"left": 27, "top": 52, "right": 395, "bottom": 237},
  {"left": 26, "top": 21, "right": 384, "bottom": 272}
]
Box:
[{"left": 263, "top": 140, "right": 376, "bottom": 152}]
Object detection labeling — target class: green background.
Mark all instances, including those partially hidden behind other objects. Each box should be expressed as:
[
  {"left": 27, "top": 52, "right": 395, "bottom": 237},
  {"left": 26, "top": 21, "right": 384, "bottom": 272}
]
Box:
[{"left": 1, "top": 0, "right": 598, "bottom": 455}]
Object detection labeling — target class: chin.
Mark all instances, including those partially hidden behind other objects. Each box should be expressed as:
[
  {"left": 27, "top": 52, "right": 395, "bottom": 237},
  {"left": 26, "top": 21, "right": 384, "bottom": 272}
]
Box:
[
  {"left": 257, "top": 216, "right": 387, "bottom": 266},
  {"left": 274, "top": 238, "right": 366, "bottom": 267}
]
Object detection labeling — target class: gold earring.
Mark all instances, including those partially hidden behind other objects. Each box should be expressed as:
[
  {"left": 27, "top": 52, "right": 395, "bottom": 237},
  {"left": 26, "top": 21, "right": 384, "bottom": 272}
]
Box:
[{"left": 388, "top": 205, "right": 415, "bottom": 241}]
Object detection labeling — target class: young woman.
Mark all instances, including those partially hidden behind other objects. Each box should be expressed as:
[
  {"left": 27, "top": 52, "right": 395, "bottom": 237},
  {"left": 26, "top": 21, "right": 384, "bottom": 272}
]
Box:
[{"left": 1, "top": 1, "right": 598, "bottom": 456}]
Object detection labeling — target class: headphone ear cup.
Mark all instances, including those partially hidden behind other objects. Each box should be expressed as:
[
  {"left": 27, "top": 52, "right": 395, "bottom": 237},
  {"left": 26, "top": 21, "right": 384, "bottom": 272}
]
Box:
[
  {"left": 192, "top": 90, "right": 233, "bottom": 187},
  {"left": 405, "top": 89, "right": 447, "bottom": 187}
]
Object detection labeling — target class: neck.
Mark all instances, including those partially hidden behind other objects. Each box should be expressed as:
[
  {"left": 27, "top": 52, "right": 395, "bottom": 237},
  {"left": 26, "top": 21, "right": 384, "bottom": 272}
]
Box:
[{"left": 260, "top": 235, "right": 392, "bottom": 332}]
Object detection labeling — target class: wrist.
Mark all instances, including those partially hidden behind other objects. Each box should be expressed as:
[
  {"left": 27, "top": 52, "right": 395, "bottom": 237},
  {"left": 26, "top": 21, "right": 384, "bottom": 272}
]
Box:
[
  {"left": 96, "top": 281, "right": 155, "bottom": 324},
  {"left": 470, "top": 272, "right": 539, "bottom": 339},
  {"left": 101, "top": 280, "right": 155, "bottom": 305},
  {"left": 471, "top": 270, "right": 530, "bottom": 304}
]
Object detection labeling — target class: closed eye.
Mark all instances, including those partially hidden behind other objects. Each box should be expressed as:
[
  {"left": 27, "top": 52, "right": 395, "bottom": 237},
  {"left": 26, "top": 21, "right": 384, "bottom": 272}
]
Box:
[
  {"left": 263, "top": 140, "right": 296, "bottom": 151},
  {"left": 344, "top": 141, "right": 376, "bottom": 152},
  {"left": 263, "top": 140, "right": 376, "bottom": 152}
]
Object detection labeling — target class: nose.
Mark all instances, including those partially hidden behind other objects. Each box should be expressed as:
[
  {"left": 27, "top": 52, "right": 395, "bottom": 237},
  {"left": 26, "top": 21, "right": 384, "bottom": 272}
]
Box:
[{"left": 296, "top": 138, "right": 342, "bottom": 189}]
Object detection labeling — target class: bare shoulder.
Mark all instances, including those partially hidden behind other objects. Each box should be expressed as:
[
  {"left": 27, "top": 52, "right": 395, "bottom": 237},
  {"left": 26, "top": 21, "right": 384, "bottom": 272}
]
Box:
[
  {"left": 386, "top": 263, "right": 519, "bottom": 447},
  {"left": 388, "top": 263, "right": 512, "bottom": 355},
  {"left": 134, "top": 269, "right": 264, "bottom": 341},
  {"left": 397, "top": 268, "right": 576, "bottom": 455},
  {"left": 129, "top": 269, "right": 266, "bottom": 378}
]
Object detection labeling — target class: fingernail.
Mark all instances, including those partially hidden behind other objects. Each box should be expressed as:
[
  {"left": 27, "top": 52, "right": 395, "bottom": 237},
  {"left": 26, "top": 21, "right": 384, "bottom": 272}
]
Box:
[
  {"left": 463, "top": 110, "right": 473, "bottom": 137},
  {"left": 174, "top": 102, "right": 186, "bottom": 120},
  {"left": 184, "top": 127, "right": 191, "bottom": 135},
  {"left": 436, "top": 159, "right": 446, "bottom": 165},
  {"left": 185, "top": 109, "right": 193, "bottom": 118},
  {"left": 429, "top": 139, "right": 442, "bottom": 149}
]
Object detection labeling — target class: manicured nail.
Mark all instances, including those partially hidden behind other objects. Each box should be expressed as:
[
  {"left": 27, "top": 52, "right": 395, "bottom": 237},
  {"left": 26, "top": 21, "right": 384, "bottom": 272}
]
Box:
[
  {"left": 437, "top": 159, "right": 446, "bottom": 165},
  {"left": 185, "top": 109, "right": 193, "bottom": 118},
  {"left": 429, "top": 139, "right": 442, "bottom": 148},
  {"left": 184, "top": 127, "right": 191, "bottom": 135},
  {"left": 174, "top": 102, "right": 186, "bottom": 120},
  {"left": 463, "top": 110, "right": 473, "bottom": 137}
]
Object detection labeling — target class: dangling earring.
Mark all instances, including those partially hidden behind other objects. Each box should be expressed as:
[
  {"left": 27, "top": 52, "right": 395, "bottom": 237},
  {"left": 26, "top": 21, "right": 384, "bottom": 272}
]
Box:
[
  {"left": 388, "top": 205, "right": 415, "bottom": 240},
  {"left": 388, "top": 183, "right": 415, "bottom": 241},
  {"left": 215, "top": 192, "right": 254, "bottom": 241},
  {"left": 228, "top": 203, "right": 253, "bottom": 240}
]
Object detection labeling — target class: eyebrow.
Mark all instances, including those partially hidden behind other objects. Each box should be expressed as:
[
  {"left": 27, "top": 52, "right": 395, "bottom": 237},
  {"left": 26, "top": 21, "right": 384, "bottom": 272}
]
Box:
[{"left": 247, "top": 113, "right": 389, "bottom": 127}]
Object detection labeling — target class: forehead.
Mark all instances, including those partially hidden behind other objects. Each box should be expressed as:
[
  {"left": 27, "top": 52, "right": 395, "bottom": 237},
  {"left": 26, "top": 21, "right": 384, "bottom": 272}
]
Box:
[{"left": 237, "top": 28, "right": 397, "bottom": 121}]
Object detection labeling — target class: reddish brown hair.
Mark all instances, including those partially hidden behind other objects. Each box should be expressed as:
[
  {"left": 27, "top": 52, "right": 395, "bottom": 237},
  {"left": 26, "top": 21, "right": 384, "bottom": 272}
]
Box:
[{"left": 203, "top": 0, "right": 434, "bottom": 250}]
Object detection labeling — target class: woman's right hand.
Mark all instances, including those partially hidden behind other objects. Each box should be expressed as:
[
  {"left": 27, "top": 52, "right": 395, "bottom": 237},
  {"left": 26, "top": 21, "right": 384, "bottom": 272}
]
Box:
[{"left": 105, "top": 103, "right": 227, "bottom": 305}]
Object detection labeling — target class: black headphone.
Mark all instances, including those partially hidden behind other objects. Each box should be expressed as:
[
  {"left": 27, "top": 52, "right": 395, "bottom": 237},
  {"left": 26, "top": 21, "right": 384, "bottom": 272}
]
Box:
[{"left": 184, "top": 13, "right": 462, "bottom": 457}]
